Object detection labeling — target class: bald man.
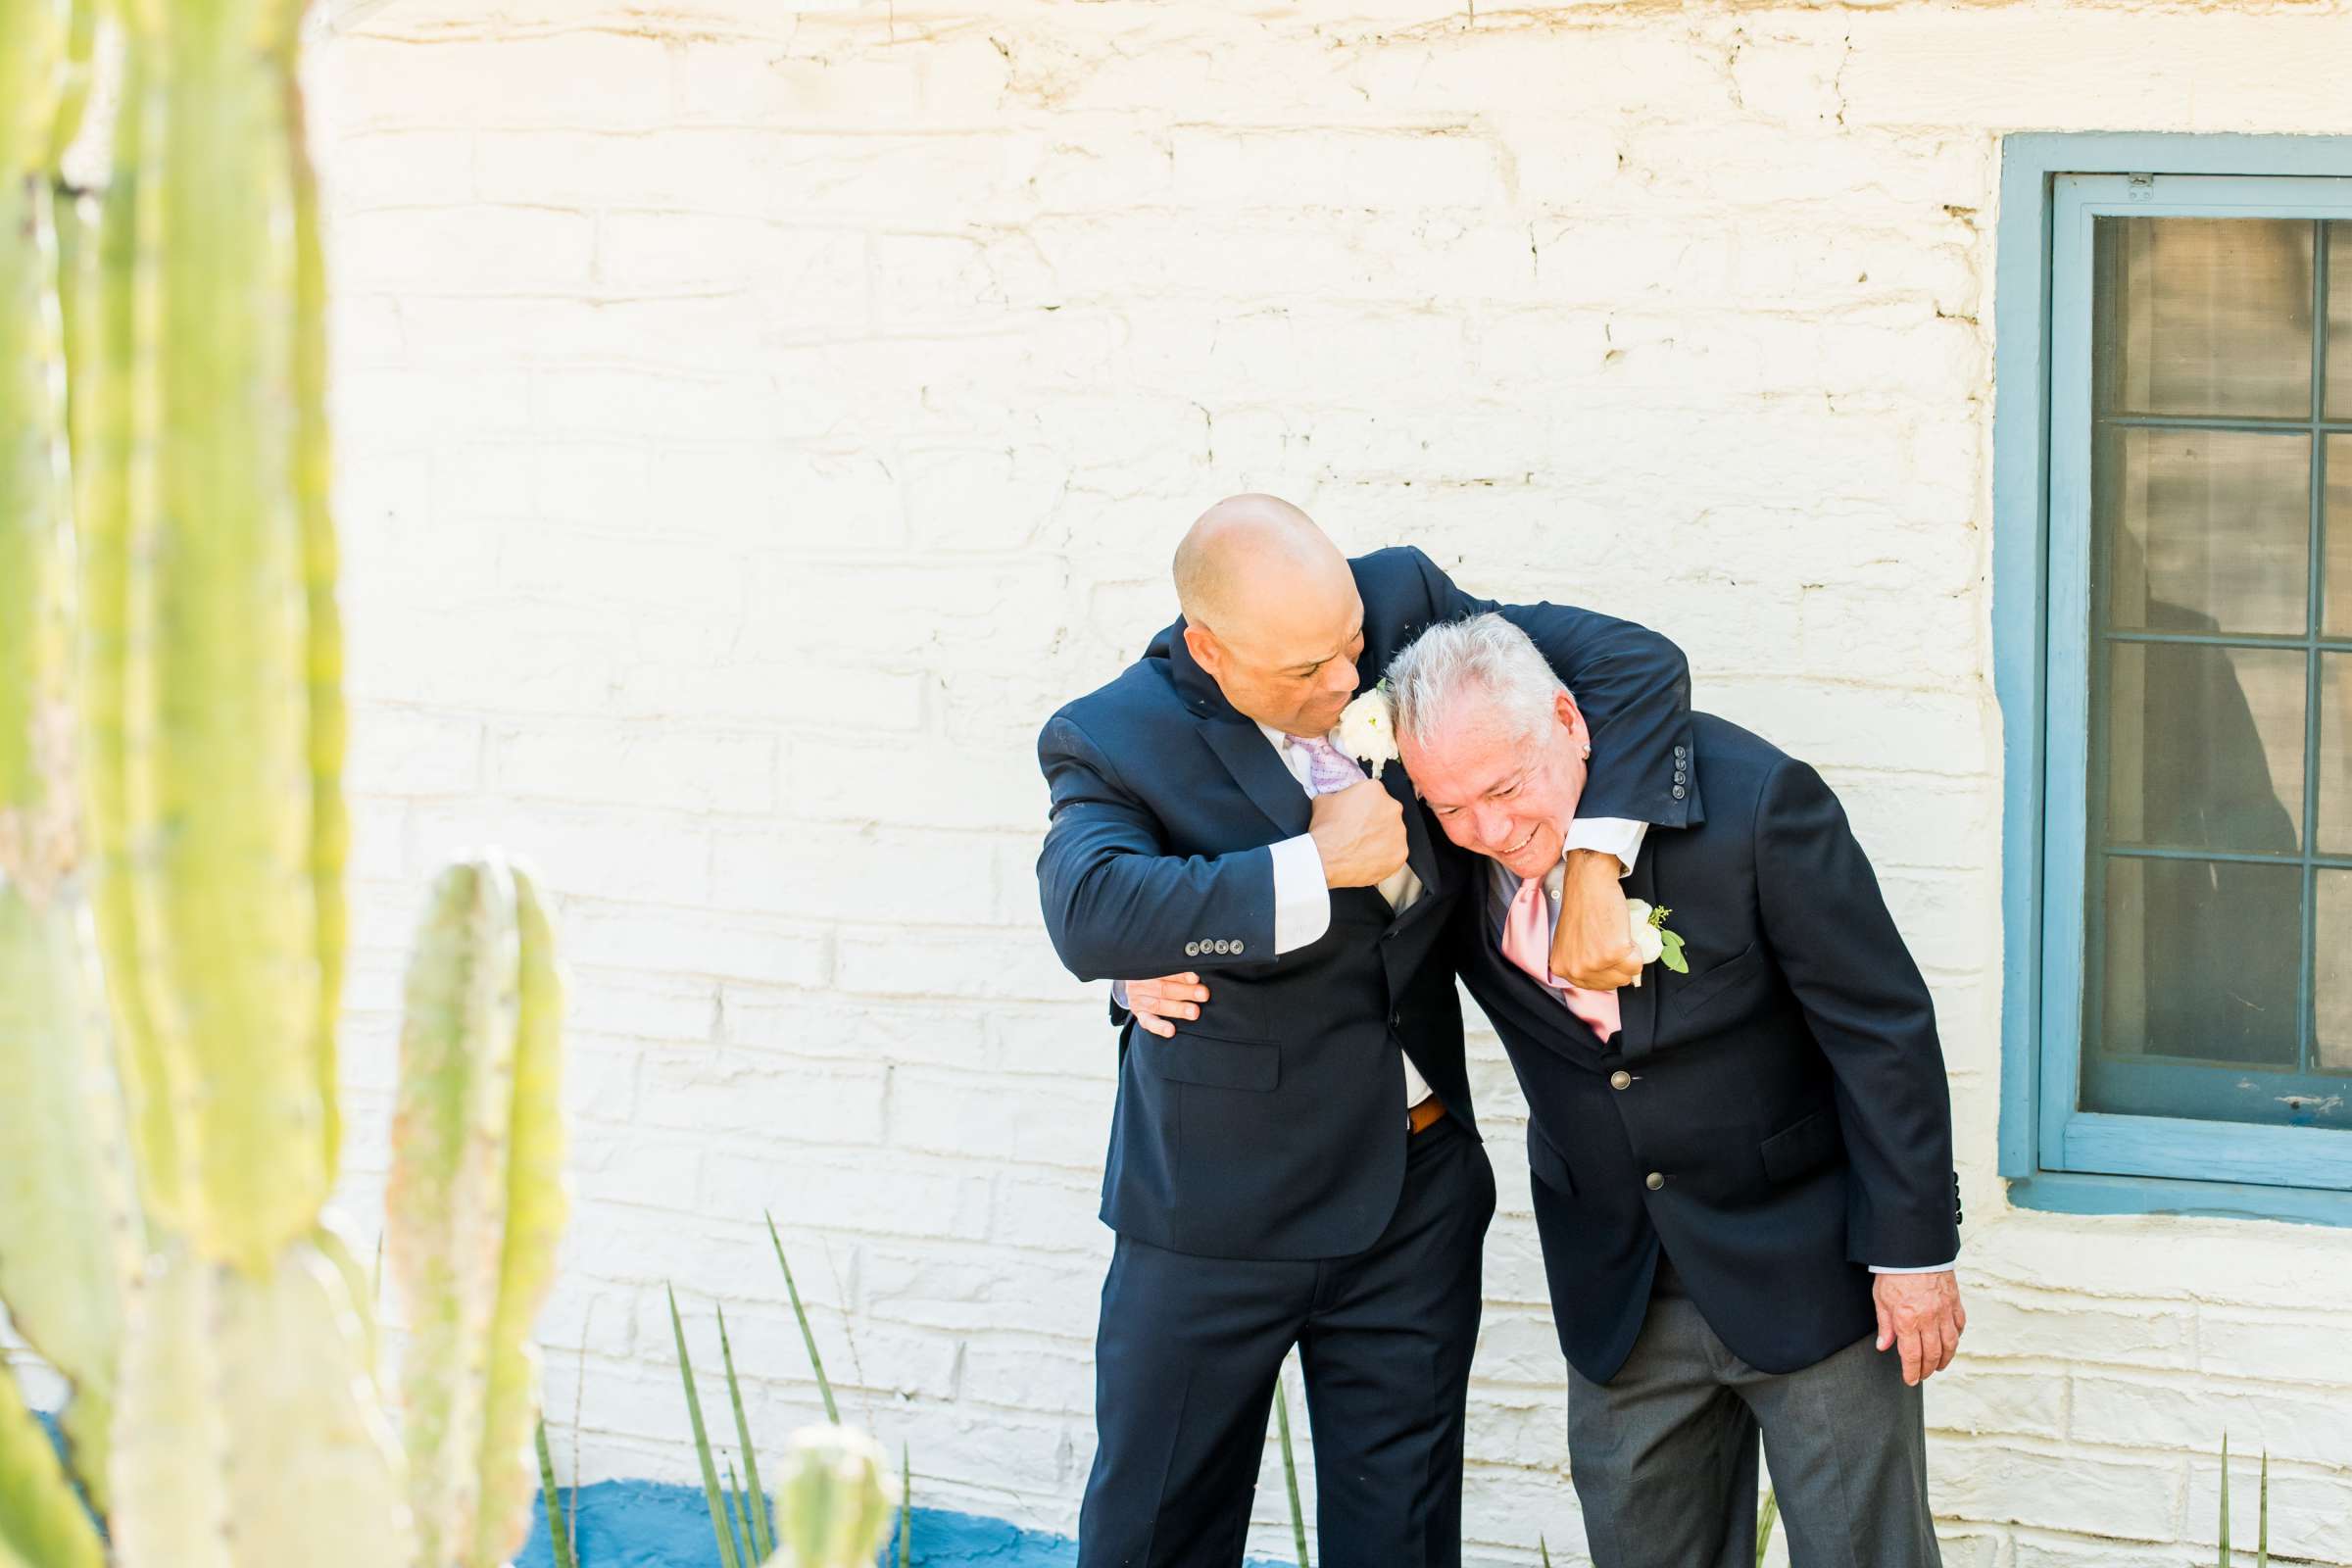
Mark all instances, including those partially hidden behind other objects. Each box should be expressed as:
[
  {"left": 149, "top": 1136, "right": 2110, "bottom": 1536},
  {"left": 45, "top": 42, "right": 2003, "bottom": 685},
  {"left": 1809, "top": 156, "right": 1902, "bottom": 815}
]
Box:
[{"left": 1035, "top": 498, "right": 1699, "bottom": 1568}]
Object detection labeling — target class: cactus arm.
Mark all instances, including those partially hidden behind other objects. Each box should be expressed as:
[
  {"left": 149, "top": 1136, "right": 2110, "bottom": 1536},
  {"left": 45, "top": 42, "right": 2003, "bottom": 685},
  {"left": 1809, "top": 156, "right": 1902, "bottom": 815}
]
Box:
[
  {"left": 137, "top": 0, "right": 330, "bottom": 1274},
  {"left": 76, "top": 40, "right": 199, "bottom": 1243},
  {"left": 215, "top": 1243, "right": 414, "bottom": 1567},
  {"left": 106, "top": 1248, "right": 233, "bottom": 1568},
  {"left": 285, "top": 52, "right": 346, "bottom": 1184},
  {"left": 0, "top": 895, "right": 139, "bottom": 1511},
  {"left": 389, "top": 858, "right": 522, "bottom": 1568},
  {"left": 0, "top": 1359, "right": 104, "bottom": 1568},
  {"left": 0, "top": 0, "right": 76, "bottom": 906},
  {"left": 770, "top": 1427, "right": 896, "bottom": 1568},
  {"left": 467, "top": 864, "right": 569, "bottom": 1567}
]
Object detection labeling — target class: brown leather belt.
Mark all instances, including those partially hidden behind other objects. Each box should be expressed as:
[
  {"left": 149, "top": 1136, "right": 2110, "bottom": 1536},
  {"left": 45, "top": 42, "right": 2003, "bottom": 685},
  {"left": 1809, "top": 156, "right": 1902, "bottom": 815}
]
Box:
[{"left": 1407, "top": 1097, "right": 1447, "bottom": 1135}]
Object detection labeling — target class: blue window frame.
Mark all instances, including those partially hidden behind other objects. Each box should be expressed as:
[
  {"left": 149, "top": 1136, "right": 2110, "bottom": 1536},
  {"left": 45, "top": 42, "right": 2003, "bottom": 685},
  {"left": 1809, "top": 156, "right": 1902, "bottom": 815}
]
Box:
[{"left": 1997, "top": 134, "right": 2352, "bottom": 1225}]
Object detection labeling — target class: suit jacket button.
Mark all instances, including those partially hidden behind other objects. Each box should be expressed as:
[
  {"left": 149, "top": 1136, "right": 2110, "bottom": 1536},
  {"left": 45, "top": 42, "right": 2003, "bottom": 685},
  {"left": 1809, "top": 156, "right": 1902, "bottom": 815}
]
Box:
[
  {"left": 1671, "top": 785, "right": 1687, "bottom": 800},
  {"left": 1610, "top": 1070, "right": 1632, "bottom": 1091},
  {"left": 1184, "top": 942, "right": 1201, "bottom": 957},
  {"left": 1231, "top": 940, "right": 1246, "bottom": 955},
  {"left": 1674, "top": 744, "right": 1688, "bottom": 759},
  {"left": 1644, "top": 1172, "right": 1665, "bottom": 1191}
]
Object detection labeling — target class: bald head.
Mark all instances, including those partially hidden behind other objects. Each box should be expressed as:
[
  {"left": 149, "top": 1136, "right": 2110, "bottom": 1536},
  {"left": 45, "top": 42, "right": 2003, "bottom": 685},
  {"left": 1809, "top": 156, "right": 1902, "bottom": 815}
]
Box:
[
  {"left": 1173, "top": 495, "right": 1352, "bottom": 637},
  {"left": 1171, "top": 495, "right": 1368, "bottom": 737}
]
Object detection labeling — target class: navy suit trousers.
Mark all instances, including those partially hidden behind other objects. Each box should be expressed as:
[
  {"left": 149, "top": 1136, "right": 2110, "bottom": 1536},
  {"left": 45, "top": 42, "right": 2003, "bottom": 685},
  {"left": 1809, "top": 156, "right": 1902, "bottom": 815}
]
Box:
[{"left": 1077, "top": 1115, "right": 1495, "bottom": 1568}]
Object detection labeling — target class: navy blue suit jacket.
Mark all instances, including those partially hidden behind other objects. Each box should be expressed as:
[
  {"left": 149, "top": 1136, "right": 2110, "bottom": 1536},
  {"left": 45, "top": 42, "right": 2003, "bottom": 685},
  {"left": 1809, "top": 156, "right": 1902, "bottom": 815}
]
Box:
[
  {"left": 1457, "top": 711, "right": 1962, "bottom": 1381},
  {"left": 1036, "top": 547, "right": 1694, "bottom": 1260}
]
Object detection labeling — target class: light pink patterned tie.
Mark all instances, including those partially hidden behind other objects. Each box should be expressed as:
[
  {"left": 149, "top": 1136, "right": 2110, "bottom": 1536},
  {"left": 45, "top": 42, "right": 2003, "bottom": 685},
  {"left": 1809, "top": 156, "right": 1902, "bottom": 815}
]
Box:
[
  {"left": 1291, "top": 734, "right": 1366, "bottom": 797},
  {"left": 1500, "top": 873, "right": 1622, "bottom": 1042}
]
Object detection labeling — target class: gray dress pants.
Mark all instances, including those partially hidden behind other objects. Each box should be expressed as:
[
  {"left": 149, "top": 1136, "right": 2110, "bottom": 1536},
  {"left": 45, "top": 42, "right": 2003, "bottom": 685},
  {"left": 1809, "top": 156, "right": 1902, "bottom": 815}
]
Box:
[{"left": 1564, "top": 1253, "right": 1941, "bottom": 1568}]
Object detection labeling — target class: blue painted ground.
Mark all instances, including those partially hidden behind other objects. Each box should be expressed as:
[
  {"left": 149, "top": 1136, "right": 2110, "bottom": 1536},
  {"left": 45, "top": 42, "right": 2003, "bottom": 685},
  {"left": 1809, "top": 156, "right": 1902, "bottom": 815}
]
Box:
[
  {"left": 40, "top": 1411, "right": 1287, "bottom": 1567},
  {"left": 516, "top": 1482, "right": 1294, "bottom": 1568}
]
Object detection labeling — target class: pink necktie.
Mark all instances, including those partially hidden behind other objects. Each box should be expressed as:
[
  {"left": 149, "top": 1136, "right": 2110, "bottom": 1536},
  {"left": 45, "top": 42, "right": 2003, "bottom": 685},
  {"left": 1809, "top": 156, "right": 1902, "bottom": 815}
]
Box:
[
  {"left": 1292, "top": 735, "right": 1366, "bottom": 796},
  {"left": 1500, "top": 874, "right": 1622, "bottom": 1042}
]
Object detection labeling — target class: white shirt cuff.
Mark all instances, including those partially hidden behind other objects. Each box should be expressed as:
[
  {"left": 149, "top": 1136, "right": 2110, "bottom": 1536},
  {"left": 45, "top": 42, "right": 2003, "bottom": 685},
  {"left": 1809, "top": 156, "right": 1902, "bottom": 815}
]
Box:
[
  {"left": 1868, "top": 1260, "right": 1958, "bottom": 1275},
  {"left": 1267, "top": 833, "right": 1333, "bottom": 955},
  {"left": 1111, "top": 980, "right": 1128, "bottom": 1008},
  {"left": 1564, "top": 817, "right": 1647, "bottom": 877}
]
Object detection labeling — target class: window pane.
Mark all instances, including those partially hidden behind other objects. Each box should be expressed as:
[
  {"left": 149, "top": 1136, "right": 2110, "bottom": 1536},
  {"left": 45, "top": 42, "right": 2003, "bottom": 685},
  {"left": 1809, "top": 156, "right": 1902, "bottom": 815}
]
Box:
[
  {"left": 2103, "top": 641, "right": 2305, "bottom": 853},
  {"left": 2329, "top": 434, "right": 2352, "bottom": 637},
  {"left": 2319, "top": 872, "right": 2352, "bottom": 1073},
  {"left": 2097, "top": 426, "right": 2310, "bottom": 637},
  {"left": 2095, "top": 217, "right": 2313, "bottom": 419},
  {"left": 2324, "top": 654, "right": 2352, "bottom": 857},
  {"left": 2329, "top": 222, "right": 2352, "bottom": 421},
  {"left": 2095, "top": 855, "right": 2303, "bottom": 1070}
]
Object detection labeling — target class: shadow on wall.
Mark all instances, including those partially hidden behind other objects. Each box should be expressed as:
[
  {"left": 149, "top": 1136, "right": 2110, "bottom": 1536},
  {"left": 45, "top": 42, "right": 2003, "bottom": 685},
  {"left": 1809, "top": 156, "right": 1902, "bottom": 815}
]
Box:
[{"left": 516, "top": 1484, "right": 1295, "bottom": 1568}]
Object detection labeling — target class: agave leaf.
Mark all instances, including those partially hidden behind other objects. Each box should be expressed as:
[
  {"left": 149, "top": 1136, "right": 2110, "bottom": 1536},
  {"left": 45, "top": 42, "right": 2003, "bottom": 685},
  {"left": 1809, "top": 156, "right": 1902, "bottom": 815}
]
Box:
[
  {"left": 1756, "top": 1486, "right": 1779, "bottom": 1564},
  {"left": 899, "top": 1444, "right": 911, "bottom": 1568},
  {"left": 717, "top": 1302, "right": 774, "bottom": 1560},
  {"left": 1539, "top": 1537, "right": 1551, "bottom": 1568},
  {"left": 2220, "top": 1434, "right": 2230, "bottom": 1568},
  {"left": 536, "top": 1419, "right": 576, "bottom": 1568},
  {"left": 766, "top": 1212, "right": 839, "bottom": 1424},
  {"left": 2257, "top": 1449, "right": 2268, "bottom": 1568},
  {"left": 669, "top": 1286, "right": 742, "bottom": 1568}
]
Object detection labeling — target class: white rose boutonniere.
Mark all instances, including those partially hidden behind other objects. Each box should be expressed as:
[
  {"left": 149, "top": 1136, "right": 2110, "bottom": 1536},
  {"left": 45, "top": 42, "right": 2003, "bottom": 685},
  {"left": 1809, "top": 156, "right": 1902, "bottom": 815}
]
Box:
[
  {"left": 1337, "top": 681, "right": 1399, "bottom": 780},
  {"left": 1625, "top": 900, "right": 1688, "bottom": 985}
]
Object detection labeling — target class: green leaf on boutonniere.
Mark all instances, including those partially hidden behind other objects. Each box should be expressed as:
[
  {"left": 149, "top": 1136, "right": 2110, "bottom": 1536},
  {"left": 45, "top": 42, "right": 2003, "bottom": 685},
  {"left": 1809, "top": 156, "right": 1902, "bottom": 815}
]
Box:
[{"left": 1658, "top": 928, "right": 1689, "bottom": 974}]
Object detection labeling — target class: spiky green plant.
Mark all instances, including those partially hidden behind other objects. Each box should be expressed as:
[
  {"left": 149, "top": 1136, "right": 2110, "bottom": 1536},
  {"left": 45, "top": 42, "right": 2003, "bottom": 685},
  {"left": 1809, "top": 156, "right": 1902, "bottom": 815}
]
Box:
[
  {"left": 898, "top": 1444, "right": 911, "bottom": 1568},
  {"left": 2215, "top": 1437, "right": 2272, "bottom": 1568},
  {"left": 718, "top": 1304, "right": 775, "bottom": 1561},
  {"left": 0, "top": 4, "right": 574, "bottom": 1561},
  {"left": 1274, "top": 1359, "right": 1308, "bottom": 1568},
  {"left": 768, "top": 1212, "right": 841, "bottom": 1425},
  {"left": 1756, "top": 1486, "right": 1779, "bottom": 1564},
  {"left": 536, "top": 1418, "right": 578, "bottom": 1568}
]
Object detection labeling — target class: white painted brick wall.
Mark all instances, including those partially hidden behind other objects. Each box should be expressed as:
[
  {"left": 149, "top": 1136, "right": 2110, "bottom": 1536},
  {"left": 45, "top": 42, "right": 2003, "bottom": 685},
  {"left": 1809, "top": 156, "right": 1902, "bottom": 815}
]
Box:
[{"left": 291, "top": 2, "right": 2352, "bottom": 1563}]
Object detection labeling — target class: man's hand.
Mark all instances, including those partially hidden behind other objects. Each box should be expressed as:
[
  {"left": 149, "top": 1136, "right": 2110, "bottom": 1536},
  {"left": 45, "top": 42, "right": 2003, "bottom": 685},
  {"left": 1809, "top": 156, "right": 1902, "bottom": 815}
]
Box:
[
  {"left": 1873, "top": 1270, "right": 1966, "bottom": 1386},
  {"left": 1123, "top": 972, "right": 1211, "bottom": 1039},
  {"left": 1549, "top": 849, "right": 1642, "bottom": 989},
  {"left": 1309, "top": 779, "right": 1408, "bottom": 889}
]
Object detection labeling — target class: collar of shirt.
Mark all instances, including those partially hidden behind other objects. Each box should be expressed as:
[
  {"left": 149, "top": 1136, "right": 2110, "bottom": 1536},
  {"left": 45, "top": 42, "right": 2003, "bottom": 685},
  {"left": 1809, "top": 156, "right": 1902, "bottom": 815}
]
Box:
[
  {"left": 1489, "top": 845, "right": 1569, "bottom": 909},
  {"left": 1257, "top": 719, "right": 1325, "bottom": 786}
]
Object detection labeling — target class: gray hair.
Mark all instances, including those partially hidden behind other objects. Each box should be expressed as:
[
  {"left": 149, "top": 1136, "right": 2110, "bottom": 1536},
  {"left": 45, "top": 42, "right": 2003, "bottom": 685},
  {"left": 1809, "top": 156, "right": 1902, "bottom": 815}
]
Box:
[{"left": 1386, "top": 612, "right": 1565, "bottom": 753}]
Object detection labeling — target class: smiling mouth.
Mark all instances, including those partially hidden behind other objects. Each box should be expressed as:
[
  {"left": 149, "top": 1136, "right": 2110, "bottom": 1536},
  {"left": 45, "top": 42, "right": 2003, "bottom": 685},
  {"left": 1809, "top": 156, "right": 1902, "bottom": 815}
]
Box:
[{"left": 1502, "top": 824, "right": 1540, "bottom": 857}]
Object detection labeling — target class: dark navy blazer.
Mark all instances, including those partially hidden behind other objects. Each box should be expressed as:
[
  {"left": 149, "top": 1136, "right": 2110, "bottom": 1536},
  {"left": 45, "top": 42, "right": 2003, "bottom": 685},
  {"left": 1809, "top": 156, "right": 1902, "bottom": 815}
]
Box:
[
  {"left": 1458, "top": 710, "right": 1963, "bottom": 1382},
  {"left": 1035, "top": 546, "right": 1694, "bottom": 1261}
]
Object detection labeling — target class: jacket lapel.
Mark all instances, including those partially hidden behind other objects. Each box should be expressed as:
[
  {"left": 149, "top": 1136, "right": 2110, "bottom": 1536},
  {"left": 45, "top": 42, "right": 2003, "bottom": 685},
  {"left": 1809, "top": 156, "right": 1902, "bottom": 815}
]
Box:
[
  {"left": 1200, "top": 719, "right": 1313, "bottom": 840},
  {"left": 1612, "top": 839, "right": 1663, "bottom": 1061},
  {"left": 1381, "top": 761, "right": 1446, "bottom": 903}
]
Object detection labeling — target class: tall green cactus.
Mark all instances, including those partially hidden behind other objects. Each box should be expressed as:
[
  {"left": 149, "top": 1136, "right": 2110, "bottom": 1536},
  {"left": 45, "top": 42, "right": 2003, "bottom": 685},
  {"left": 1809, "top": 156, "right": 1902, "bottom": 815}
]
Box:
[
  {"left": 0, "top": 2, "right": 576, "bottom": 1563},
  {"left": 389, "top": 858, "right": 570, "bottom": 1568}
]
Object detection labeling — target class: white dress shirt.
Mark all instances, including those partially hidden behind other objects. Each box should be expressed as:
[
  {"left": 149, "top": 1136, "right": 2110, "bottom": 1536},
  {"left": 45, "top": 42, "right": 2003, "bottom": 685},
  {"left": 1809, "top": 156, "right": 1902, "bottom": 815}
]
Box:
[{"left": 1482, "top": 853, "right": 1954, "bottom": 1275}]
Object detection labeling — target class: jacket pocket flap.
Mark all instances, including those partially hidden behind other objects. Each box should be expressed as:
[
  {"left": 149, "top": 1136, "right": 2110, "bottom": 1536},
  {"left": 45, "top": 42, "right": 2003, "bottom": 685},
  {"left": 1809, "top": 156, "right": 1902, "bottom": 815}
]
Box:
[
  {"left": 1759, "top": 1107, "right": 1842, "bottom": 1184},
  {"left": 1147, "top": 1029, "right": 1280, "bottom": 1092},
  {"left": 1527, "top": 1123, "right": 1576, "bottom": 1196},
  {"left": 1668, "top": 940, "right": 1765, "bottom": 1017}
]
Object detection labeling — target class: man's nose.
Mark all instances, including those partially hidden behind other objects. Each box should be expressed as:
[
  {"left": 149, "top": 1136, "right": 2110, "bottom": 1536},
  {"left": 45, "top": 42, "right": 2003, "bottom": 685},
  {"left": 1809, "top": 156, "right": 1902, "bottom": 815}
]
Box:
[
  {"left": 1473, "top": 806, "right": 1509, "bottom": 847},
  {"left": 1326, "top": 659, "right": 1359, "bottom": 697}
]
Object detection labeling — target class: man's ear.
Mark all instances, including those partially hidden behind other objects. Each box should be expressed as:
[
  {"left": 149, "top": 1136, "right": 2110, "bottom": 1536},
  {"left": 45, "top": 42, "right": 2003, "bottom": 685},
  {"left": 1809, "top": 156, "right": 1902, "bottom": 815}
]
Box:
[
  {"left": 1183, "top": 621, "right": 1223, "bottom": 679},
  {"left": 1553, "top": 687, "right": 1588, "bottom": 741}
]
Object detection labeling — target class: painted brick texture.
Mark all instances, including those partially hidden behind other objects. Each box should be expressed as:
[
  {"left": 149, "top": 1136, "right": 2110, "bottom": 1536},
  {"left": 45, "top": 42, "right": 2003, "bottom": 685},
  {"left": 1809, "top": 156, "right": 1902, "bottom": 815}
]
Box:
[{"left": 280, "top": 2, "right": 2352, "bottom": 1563}]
